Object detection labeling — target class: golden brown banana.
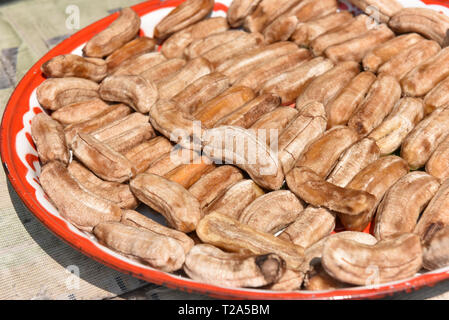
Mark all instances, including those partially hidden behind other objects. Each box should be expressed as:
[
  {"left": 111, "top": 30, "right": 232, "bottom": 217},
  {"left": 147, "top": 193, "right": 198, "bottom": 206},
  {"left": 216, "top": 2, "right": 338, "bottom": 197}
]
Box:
[
  {"left": 377, "top": 40, "right": 440, "bottom": 81},
  {"left": 121, "top": 210, "right": 194, "bottom": 254},
  {"left": 193, "top": 86, "right": 256, "bottom": 128},
  {"left": 415, "top": 179, "right": 449, "bottom": 244},
  {"left": 322, "top": 233, "right": 422, "bottom": 286},
  {"left": 139, "top": 58, "right": 186, "bottom": 83},
  {"left": 71, "top": 133, "right": 136, "bottom": 183},
  {"left": 389, "top": 7, "right": 449, "bottom": 46},
  {"left": 261, "top": 57, "right": 334, "bottom": 105},
  {"left": 37, "top": 77, "right": 99, "bottom": 111},
  {"left": 157, "top": 57, "right": 213, "bottom": 100},
  {"left": 68, "top": 160, "right": 138, "bottom": 209},
  {"left": 51, "top": 99, "right": 113, "bottom": 126},
  {"left": 401, "top": 106, "right": 449, "bottom": 170},
  {"left": 145, "top": 147, "right": 199, "bottom": 177},
  {"left": 291, "top": 11, "right": 354, "bottom": 47},
  {"left": 286, "top": 166, "right": 377, "bottom": 217},
  {"left": 341, "top": 155, "right": 409, "bottom": 231},
  {"left": 130, "top": 173, "right": 202, "bottom": 233},
  {"left": 41, "top": 54, "right": 107, "bottom": 82},
  {"left": 296, "top": 126, "right": 359, "bottom": 178},
  {"left": 234, "top": 50, "right": 312, "bottom": 92},
  {"left": 362, "top": 33, "right": 423, "bottom": 72},
  {"left": 326, "top": 138, "right": 380, "bottom": 188},
  {"left": 278, "top": 106, "right": 327, "bottom": 174},
  {"left": 164, "top": 156, "right": 215, "bottom": 189},
  {"left": 295, "top": 61, "right": 360, "bottom": 110},
  {"left": 326, "top": 71, "right": 376, "bottom": 129},
  {"left": 422, "top": 226, "right": 449, "bottom": 271},
  {"left": 368, "top": 97, "right": 424, "bottom": 155},
  {"left": 99, "top": 75, "right": 158, "bottom": 113},
  {"left": 105, "top": 37, "right": 156, "bottom": 74},
  {"left": 83, "top": 8, "right": 140, "bottom": 58},
  {"left": 204, "top": 179, "right": 264, "bottom": 219},
  {"left": 184, "top": 30, "right": 248, "bottom": 59},
  {"left": 93, "top": 222, "right": 185, "bottom": 272},
  {"left": 424, "top": 76, "right": 449, "bottom": 115},
  {"left": 188, "top": 165, "right": 244, "bottom": 209},
  {"left": 239, "top": 190, "right": 304, "bottom": 234},
  {"left": 124, "top": 136, "right": 173, "bottom": 174},
  {"left": 348, "top": 74, "right": 401, "bottom": 137},
  {"left": 250, "top": 107, "right": 299, "bottom": 146},
  {"left": 143, "top": 152, "right": 179, "bottom": 177},
  {"left": 263, "top": 16, "right": 298, "bottom": 44},
  {"left": 184, "top": 244, "right": 285, "bottom": 288},
  {"left": 216, "top": 42, "right": 301, "bottom": 84},
  {"left": 64, "top": 104, "right": 131, "bottom": 146},
  {"left": 172, "top": 73, "right": 230, "bottom": 114},
  {"left": 201, "top": 32, "right": 264, "bottom": 67},
  {"left": 161, "top": 17, "right": 229, "bottom": 59},
  {"left": 243, "top": 0, "right": 301, "bottom": 33},
  {"left": 153, "top": 0, "right": 215, "bottom": 40},
  {"left": 149, "top": 100, "right": 201, "bottom": 147},
  {"left": 103, "top": 124, "right": 155, "bottom": 154},
  {"left": 227, "top": 0, "right": 263, "bottom": 28},
  {"left": 91, "top": 113, "right": 151, "bottom": 142},
  {"left": 113, "top": 52, "right": 167, "bottom": 76},
  {"left": 348, "top": 0, "right": 402, "bottom": 23},
  {"left": 40, "top": 161, "right": 122, "bottom": 232},
  {"left": 402, "top": 47, "right": 449, "bottom": 97},
  {"left": 310, "top": 14, "right": 372, "bottom": 56},
  {"left": 426, "top": 135, "right": 449, "bottom": 182},
  {"left": 214, "top": 93, "right": 281, "bottom": 129},
  {"left": 374, "top": 172, "right": 440, "bottom": 240},
  {"left": 324, "top": 24, "right": 395, "bottom": 63},
  {"left": 196, "top": 212, "right": 305, "bottom": 270},
  {"left": 202, "top": 126, "right": 285, "bottom": 190},
  {"left": 31, "top": 112, "right": 69, "bottom": 165},
  {"left": 279, "top": 207, "right": 335, "bottom": 249}
]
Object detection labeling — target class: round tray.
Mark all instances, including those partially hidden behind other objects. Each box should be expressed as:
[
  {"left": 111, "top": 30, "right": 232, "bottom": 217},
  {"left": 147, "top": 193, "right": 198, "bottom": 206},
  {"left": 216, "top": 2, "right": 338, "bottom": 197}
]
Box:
[{"left": 2, "top": 0, "right": 449, "bottom": 300}]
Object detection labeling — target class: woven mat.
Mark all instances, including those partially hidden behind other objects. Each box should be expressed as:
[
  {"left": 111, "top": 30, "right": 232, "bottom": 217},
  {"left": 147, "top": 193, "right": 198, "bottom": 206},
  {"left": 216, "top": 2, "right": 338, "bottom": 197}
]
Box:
[{"left": 0, "top": 0, "right": 448, "bottom": 300}]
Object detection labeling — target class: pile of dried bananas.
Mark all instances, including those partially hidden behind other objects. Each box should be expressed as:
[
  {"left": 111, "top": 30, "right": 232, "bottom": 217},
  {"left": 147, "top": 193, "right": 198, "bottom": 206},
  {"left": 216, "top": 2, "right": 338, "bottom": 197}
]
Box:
[{"left": 31, "top": 0, "right": 449, "bottom": 291}]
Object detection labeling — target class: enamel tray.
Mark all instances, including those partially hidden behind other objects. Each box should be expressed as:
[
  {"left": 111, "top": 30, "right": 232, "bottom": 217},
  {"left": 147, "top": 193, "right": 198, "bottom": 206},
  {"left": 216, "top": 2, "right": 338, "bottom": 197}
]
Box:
[{"left": 2, "top": 0, "right": 449, "bottom": 300}]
